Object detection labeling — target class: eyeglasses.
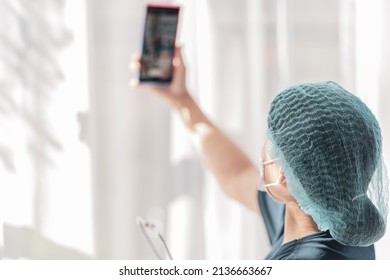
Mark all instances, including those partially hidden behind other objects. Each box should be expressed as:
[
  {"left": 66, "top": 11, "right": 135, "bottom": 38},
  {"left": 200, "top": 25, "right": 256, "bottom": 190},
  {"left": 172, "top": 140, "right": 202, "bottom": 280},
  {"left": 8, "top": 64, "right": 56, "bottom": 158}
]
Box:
[
  {"left": 135, "top": 216, "right": 173, "bottom": 260},
  {"left": 257, "top": 158, "right": 280, "bottom": 192}
]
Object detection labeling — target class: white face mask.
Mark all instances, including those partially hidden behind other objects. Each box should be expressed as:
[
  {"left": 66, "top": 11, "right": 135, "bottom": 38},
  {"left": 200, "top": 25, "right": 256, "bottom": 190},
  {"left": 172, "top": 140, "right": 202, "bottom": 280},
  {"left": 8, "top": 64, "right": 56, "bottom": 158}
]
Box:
[{"left": 257, "top": 158, "right": 281, "bottom": 192}]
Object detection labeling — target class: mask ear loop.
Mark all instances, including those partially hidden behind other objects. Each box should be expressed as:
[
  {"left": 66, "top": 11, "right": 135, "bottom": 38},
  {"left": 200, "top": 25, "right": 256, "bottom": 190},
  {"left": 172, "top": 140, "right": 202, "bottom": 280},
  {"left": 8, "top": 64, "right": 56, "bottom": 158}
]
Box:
[{"left": 257, "top": 159, "right": 282, "bottom": 191}]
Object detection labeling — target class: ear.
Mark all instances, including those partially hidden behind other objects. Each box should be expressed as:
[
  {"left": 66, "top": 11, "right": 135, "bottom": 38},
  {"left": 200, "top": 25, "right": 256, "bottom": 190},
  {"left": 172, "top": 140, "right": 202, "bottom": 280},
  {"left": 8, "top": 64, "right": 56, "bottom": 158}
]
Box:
[{"left": 278, "top": 171, "right": 287, "bottom": 188}]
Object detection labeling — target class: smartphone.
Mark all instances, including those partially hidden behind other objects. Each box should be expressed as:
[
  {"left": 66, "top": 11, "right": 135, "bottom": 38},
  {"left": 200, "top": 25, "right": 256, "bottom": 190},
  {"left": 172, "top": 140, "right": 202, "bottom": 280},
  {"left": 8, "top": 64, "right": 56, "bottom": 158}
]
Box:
[{"left": 139, "top": 4, "right": 180, "bottom": 84}]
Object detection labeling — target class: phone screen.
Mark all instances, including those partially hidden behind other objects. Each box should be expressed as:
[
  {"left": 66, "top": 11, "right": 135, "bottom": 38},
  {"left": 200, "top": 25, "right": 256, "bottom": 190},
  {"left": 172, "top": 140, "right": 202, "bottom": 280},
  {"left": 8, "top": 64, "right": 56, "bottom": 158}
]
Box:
[{"left": 139, "top": 5, "right": 180, "bottom": 84}]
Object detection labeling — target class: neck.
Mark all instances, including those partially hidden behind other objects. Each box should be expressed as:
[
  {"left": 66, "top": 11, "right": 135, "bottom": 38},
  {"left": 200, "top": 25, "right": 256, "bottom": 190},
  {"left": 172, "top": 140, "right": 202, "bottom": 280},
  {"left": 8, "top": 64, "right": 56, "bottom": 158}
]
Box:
[{"left": 283, "top": 201, "right": 320, "bottom": 244}]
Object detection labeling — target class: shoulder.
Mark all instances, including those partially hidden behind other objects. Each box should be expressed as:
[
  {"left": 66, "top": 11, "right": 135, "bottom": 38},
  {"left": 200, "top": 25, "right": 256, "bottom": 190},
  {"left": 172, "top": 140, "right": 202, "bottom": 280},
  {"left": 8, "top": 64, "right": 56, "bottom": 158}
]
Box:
[{"left": 270, "top": 231, "right": 375, "bottom": 260}]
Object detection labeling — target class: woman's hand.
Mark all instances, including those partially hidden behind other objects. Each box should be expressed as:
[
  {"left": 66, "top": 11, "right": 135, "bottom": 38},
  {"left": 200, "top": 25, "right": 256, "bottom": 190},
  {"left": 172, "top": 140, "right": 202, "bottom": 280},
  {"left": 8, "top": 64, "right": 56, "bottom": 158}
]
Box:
[{"left": 129, "top": 46, "right": 190, "bottom": 109}]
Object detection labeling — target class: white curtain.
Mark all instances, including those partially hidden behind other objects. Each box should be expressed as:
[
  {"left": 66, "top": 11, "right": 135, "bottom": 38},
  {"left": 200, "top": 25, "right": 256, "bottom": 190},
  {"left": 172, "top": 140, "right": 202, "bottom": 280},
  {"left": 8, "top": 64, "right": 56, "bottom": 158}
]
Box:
[{"left": 1, "top": 0, "right": 390, "bottom": 259}]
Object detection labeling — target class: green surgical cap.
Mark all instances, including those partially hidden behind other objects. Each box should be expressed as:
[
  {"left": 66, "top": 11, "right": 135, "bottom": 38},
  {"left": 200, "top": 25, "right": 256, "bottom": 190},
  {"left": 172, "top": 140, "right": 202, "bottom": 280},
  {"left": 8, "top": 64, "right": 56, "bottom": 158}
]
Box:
[{"left": 267, "top": 81, "right": 389, "bottom": 246}]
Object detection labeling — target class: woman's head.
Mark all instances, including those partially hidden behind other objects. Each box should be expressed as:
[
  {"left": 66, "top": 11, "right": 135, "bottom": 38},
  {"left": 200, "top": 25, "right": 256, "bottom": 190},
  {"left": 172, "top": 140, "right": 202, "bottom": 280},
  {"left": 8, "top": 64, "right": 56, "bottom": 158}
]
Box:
[{"left": 264, "top": 81, "right": 388, "bottom": 246}]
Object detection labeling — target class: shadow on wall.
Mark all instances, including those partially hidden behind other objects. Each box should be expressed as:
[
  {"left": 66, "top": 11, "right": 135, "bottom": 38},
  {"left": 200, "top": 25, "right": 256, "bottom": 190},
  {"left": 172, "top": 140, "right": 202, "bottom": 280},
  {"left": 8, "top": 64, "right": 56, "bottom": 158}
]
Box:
[
  {"left": 0, "top": 0, "right": 71, "bottom": 167},
  {"left": 0, "top": 0, "right": 86, "bottom": 260},
  {"left": 3, "top": 224, "right": 92, "bottom": 259}
]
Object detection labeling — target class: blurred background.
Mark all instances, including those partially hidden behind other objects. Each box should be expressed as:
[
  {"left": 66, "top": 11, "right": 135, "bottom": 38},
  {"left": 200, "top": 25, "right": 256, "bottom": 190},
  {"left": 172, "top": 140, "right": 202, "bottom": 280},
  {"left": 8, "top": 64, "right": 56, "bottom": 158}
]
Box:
[{"left": 1, "top": 0, "right": 390, "bottom": 259}]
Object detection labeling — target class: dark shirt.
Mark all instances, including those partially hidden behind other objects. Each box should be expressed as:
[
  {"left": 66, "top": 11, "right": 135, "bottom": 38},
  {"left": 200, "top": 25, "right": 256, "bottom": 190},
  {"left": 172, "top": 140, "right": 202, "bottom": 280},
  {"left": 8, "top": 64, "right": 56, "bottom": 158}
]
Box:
[{"left": 257, "top": 191, "right": 375, "bottom": 260}]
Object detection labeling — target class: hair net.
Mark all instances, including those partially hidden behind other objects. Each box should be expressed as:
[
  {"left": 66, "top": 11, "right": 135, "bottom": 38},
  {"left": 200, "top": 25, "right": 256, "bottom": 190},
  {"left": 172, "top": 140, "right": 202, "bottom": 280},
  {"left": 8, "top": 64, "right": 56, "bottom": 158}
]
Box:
[{"left": 266, "top": 81, "right": 389, "bottom": 247}]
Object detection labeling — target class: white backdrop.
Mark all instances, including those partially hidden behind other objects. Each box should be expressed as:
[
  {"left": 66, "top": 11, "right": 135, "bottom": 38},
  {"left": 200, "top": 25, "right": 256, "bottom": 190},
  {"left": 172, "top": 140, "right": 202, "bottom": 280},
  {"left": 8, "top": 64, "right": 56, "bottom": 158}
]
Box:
[{"left": 1, "top": 0, "right": 389, "bottom": 259}]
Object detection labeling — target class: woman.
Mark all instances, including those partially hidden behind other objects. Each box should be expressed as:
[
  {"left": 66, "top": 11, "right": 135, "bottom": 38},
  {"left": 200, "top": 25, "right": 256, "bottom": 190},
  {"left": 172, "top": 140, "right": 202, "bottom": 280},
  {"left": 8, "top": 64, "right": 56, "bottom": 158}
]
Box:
[{"left": 130, "top": 46, "right": 388, "bottom": 259}]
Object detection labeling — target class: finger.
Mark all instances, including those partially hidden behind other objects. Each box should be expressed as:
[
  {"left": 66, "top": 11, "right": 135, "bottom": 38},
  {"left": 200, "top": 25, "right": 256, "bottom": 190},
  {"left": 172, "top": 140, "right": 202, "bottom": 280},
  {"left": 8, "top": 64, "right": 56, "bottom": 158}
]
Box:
[
  {"left": 129, "top": 52, "right": 141, "bottom": 69},
  {"left": 172, "top": 56, "right": 180, "bottom": 68},
  {"left": 173, "top": 46, "right": 184, "bottom": 68},
  {"left": 172, "top": 46, "right": 186, "bottom": 84},
  {"left": 128, "top": 60, "right": 141, "bottom": 70}
]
